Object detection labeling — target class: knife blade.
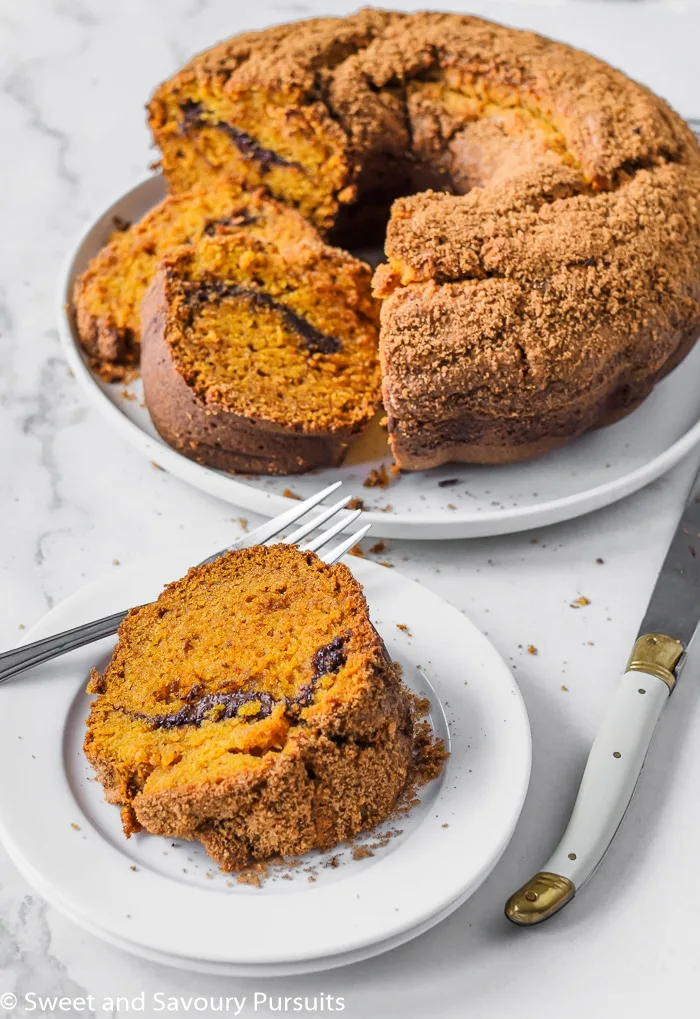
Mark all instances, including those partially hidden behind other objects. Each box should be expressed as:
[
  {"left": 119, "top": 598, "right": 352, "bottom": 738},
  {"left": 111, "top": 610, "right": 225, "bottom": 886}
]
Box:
[{"left": 638, "top": 467, "right": 700, "bottom": 649}]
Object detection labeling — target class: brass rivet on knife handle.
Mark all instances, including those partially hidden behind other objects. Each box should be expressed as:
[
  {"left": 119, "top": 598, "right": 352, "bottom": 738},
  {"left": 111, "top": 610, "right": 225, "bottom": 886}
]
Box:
[
  {"left": 626, "top": 633, "right": 684, "bottom": 691},
  {"left": 505, "top": 872, "right": 575, "bottom": 926}
]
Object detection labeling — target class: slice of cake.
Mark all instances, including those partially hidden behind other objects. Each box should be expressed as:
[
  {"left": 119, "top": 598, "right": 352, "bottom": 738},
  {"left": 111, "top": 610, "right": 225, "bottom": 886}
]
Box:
[
  {"left": 84, "top": 544, "right": 420, "bottom": 871},
  {"left": 140, "top": 232, "right": 381, "bottom": 474},
  {"left": 73, "top": 181, "right": 320, "bottom": 381}
]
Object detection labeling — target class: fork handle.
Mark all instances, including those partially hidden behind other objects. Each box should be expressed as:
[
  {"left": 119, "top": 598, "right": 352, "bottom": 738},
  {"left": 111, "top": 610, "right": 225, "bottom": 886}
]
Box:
[{"left": 0, "top": 608, "right": 131, "bottom": 684}]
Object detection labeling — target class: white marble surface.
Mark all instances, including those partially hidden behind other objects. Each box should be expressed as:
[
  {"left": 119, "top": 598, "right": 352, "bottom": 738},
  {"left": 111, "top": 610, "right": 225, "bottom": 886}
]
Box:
[{"left": 2, "top": 1, "right": 700, "bottom": 1016}]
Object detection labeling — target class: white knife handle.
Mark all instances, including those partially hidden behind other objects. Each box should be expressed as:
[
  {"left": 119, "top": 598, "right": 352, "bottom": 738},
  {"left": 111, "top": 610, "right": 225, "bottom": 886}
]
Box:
[{"left": 506, "top": 633, "right": 683, "bottom": 925}]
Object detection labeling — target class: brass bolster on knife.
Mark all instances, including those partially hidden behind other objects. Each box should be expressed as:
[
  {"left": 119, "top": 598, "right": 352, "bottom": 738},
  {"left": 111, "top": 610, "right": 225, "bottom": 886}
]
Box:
[
  {"left": 505, "top": 873, "right": 575, "bottom": 926},
  {"left": 626, "top": 633, "right": 684, "bottom": 691}
]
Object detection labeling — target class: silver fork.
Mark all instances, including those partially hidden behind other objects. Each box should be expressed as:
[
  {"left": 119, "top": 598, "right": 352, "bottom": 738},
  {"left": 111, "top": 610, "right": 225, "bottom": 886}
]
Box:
[{"left": 0, "top": 482, "right": 369, "bottom": 685}]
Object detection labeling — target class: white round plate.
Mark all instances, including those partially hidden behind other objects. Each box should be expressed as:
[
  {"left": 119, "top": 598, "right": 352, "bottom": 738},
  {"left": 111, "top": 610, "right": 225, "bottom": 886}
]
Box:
[
  {"left": 0, "top": 547, "right": 530, "bottom": 975},
  {"left": 59, "top": 175, "right": 700, "bottom": 539}
]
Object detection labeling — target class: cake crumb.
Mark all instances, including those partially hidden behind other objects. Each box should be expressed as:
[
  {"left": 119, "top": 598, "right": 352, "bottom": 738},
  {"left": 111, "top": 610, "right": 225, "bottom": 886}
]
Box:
[
  {"left": 369, "top": 540, "right": 386, "bottom": 555},
  {"left": 570, "top": 596, "right": 591, "bottom": 608},
  {"left": 442, "top": 823, "right": 449, "bottom": 828},
  {"left": 561, "top": 684, "right": 569, "bottom": 692},
  {"left": 346, "top": 497, "right": 365, "bottom": 510},
  {"left": 596, "top": 557, "right": 605, "bottom": 564},
  {"left": 352, "top": 845, "right": 374, "bottom": 861},
  {"left": 379, "top": 560, "right": 394, "bottom": 568},
  {"left": 151, "top": 461, "right": 164, "bottom": 470},
  {"left": 282, "top": 488, "right": 301, "bottom": 500},
  {"left": 363, "top": 464, "right": 391, "bottom": 488},
  {"left": 379, "top": 504, "right": 393, "bottom": 513},
  {"left": 325, "top": 855, "right": 340, "bottom": 869},
  {"left": 236, "top": 863, "right": 269, "bottom": 888},
  {"left": 238, "top": 517, "right": 248, "bottom": 532},
  {"left": 130, "top": 865, "right": 138, "bottom": 872},
  {"left": 70, "top": 823, "right": 80, "bottom": 831},
  {"left": 438, "top": 478, "right": 459, "bottom": 488},
  {"left": 112, "top": 559, "right": 120, "bottom": 566},
  {"left": 348, "top": 544, "right": 366, "bottom": 558},
  {"left": 396, "top": 623, "right": 412, "bottom": 636},
  {"left": 527, "top": 644, "right": 538, "bottom": 655}
]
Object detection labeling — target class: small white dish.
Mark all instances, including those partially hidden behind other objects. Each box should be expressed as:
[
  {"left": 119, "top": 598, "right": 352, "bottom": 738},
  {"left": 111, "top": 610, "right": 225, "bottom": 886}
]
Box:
[
  {"left": 0, "top": 547, "right": 530, "bottom": 975},
  {"left": 58, "top": 175, "right": 700, "bottom": 539}
]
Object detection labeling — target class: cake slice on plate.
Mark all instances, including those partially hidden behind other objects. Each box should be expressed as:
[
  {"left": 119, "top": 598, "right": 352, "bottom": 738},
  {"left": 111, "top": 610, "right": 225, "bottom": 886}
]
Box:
[
  {"left": 85, "top": 544, "right": 419, "bottom": 872},
  {"left": 140, "top": 231, "right": 381, "bottom": 474}
]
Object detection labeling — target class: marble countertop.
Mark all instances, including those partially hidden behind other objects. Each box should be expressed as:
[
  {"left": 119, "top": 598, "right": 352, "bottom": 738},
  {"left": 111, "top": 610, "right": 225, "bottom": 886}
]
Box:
[{"left": 2, "top": 1, "right": 700, "bottom": 1016}]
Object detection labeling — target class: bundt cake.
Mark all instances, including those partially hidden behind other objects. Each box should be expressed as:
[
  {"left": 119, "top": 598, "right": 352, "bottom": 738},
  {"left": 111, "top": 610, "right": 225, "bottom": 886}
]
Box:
[
  {"left": 84, "top": 544, "right": 418, "bottom": 871},
  {"left": 140, "top": 231, "right": 381, "bottom": 474},
  {"left": 148, "top": 9, "right": 700, "bottom": 468},
  {"left": 73, "top": 180, "right": 319, "bottom": 381}
]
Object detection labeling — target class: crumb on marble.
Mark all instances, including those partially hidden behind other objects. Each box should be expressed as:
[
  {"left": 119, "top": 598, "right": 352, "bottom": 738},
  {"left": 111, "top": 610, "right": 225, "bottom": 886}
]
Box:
[{"left": 363, "top": 464, "right": 390, "bottom": 488}]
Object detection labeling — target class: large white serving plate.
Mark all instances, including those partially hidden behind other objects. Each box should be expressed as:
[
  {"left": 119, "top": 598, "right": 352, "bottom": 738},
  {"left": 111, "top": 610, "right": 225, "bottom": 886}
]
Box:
[
  {"left": 59, "top": 175, "right": 700, "bottom": 539},
  {"left": 0, "top": 548, "right": 531, "bottom": 975}
]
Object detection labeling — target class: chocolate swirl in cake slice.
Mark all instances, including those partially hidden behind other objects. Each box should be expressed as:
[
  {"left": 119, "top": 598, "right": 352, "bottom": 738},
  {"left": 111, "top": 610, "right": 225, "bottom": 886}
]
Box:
[
  {"left": 182, "top": 276, "right": 342, "bottom": 355},
  {"left": 131, "top": 633, "right": 349, "bottom": 730},
  {"left": 178, "top": 100, "right": 305, "bottom": 174}
]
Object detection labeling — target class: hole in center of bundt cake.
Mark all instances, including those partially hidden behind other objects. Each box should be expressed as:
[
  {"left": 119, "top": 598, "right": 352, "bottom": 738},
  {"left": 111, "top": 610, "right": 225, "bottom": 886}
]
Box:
[{"left": 182, "top": 276, "right": 342, "bottom": 354}]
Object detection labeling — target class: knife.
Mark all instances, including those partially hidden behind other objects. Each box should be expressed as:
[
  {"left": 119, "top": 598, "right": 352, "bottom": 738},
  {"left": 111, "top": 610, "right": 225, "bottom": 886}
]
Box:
[{"left": 505, "top": 461, "right": 700, "bottom": 926}]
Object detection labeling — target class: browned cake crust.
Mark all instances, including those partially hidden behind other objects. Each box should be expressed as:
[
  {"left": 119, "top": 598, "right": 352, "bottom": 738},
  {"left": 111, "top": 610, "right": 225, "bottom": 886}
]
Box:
[
  {"left": 149, "top": 9, "right": 700, "bottom": 468},
  {"left": 141, "top": 233, "right": 380, "bottom": 475},
  {"left": 84, "top": 545, "right": 420, "bottom": 871}
]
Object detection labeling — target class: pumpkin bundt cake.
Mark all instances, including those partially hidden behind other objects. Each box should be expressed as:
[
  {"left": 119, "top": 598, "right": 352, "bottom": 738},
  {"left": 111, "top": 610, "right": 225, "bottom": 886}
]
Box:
[
  {"left": 148, "top": 9, "right": 700, "bottom": 467},
  {"left": 84, "top": 544, "right": 415, "bottom": 871},
  {"left": 73, "top": 181, "right": 320, "bottom": 381},
  {"left": 140, "top": 231, "right": 381, "bottom": 474}
]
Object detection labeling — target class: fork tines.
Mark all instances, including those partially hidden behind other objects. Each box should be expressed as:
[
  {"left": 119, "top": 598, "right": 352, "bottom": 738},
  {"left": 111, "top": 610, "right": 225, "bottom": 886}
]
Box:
[{"left": 206, "top": 481, "right": 370, "bottom": 567}]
